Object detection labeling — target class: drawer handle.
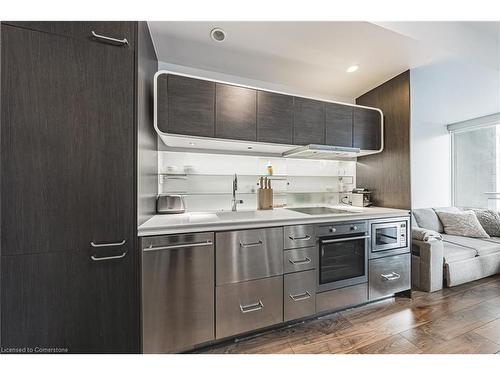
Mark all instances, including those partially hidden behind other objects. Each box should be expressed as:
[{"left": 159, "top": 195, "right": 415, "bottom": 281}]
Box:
[
  {"left": 381, "top": 272, "right": 401, "bottom": 281},
  {"left": 289, "top": 234, "right": 311, "bottom": 241},
  {"left": 289, "top": 257, "right": 312, "bottom": 265},
  {"left": 143, "top": 240, "right": 213, "bottom": 252},
  {"left": 239, "top": 300, "right": 264, "bottom": 313},
  {"left": 91, "top": 251, "right": 127, "bottom": 261},
  {"left": 91, "top": 31, "right": 129, "bottom": 46},
  {"left": 289, "top": 291, "right": 311, "bottom": 302},
  {"left": 239, "top": 240, "right": 263, "bottom": 248},
  {"left": 90, "top": 239, "right": 126, "bottom": 248}
]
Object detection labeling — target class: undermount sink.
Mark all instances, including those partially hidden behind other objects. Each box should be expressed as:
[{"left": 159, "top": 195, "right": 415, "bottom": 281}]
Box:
[{"left": 216, "top": 211, "right": 263, "bottom": 220}]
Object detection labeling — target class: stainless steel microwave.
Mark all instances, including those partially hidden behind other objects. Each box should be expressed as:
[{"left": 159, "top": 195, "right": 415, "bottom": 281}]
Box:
[{"left": 370, "top": 217, "right": 409, "bottom": 257}]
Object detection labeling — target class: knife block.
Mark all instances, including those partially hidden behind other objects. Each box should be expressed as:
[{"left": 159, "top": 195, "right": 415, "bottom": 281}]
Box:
[{"left": 258, "top": 188, "right": 273, "bottom": 210}]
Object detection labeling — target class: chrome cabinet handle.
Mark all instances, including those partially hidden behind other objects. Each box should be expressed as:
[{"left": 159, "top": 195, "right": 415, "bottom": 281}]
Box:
[
  {"left": 240, "top": 300, "right": 264, "bottom": 313},
  {"left": 90, "top": 239, "right": 126, "bottom": 248},
  {"left": 289, "top": 257, "right": 312, "bottom": 265},
  {"left": 143, "top": 240, "right": 213, "bottom": 252},
  {"left": 289, "top": 291, "right": 311, "bottom": 302},
  {"left": 91, "top": 31, "right": 129, "bottom": 46},
  {"left": 239, "top": 240, "right": 263, "bottom": 248},
  {"left": 91, "top": 251, "right": 127, "bottom": 261},
  {"left": 288, "top": 234, "right": 311, "bottom": 241},
  {"left": 381, "top": 272, "right": 401, "bottom": 281},
  {"left": 321, "top": 235, "right": 369, "bottom": 244}
]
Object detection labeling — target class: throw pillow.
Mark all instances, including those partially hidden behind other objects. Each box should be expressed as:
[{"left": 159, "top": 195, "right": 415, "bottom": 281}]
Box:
[
  {"left": 435, "top": 210, "right": 490, "bottom": 238},
  {"left": 471, "top": 209, "right": 500, "bottom": 237}
]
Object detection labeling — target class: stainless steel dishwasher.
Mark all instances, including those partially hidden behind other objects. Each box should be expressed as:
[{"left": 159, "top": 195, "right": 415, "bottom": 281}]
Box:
[{"left": 141, "top": 232, "right": 215, "bottom": 353}]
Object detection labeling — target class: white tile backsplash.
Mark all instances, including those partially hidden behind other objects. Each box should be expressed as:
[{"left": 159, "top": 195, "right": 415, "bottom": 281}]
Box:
[{"left": 158, "top": 151, "right": 356, "bottom": 212}]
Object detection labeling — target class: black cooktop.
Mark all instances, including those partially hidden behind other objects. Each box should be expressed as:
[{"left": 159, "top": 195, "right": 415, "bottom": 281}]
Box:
[{"left": 286, "top": 207, "right": 352, "bottom": 215}]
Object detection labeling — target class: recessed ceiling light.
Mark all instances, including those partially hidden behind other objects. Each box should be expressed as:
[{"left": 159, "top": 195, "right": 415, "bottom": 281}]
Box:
[
  {"left": 247, "top": 146, "right": 253, "bottom": 150},
  {"left": 346, "top": 65, "right": 359, "bottom": 73},
  {"left": 210, "top": 28, "right": 226, "bottom": 42},
  {"left": 189, "top": 142, "right": 195, "bottom": 146}
]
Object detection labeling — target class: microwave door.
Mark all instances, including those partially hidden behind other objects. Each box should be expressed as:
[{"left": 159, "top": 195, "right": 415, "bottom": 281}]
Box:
[{"left": 372, "top": 222, "right": 404, "bottom": 252}]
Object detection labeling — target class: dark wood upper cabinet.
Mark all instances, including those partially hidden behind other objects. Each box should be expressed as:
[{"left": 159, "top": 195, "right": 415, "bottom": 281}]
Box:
[
  {"left": 325, "top": 103, "right": 353, "bottom": 147},
  {"left": 257, "top": 91, "right": 293, "bottom": 144},
  {"left": 157, "top": 74, "right": 215, "bottom": 137},
  {"left": 2, "top": 21, "right": 135, "bottom": 47},
  {"left": 154, "top": 73, "right": 384, "bottom": 150},
  {"left": 353, "top": 107, "right": 382, "bottom": 150},
  {"left": 215, "top": 83, "right": 256, "bottom": 141},
  {"left": 293, "top": 97, "right": 325, "bottom": 145}
]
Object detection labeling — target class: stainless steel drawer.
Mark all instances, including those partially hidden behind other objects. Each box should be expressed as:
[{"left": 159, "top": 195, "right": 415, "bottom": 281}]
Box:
[
  {"left": 215, "top": 276, "right": 283, "bottom": 339},
  {"left": 284, "top": 225, "right": 315, "bottom": 249},
  {"left": 369, "top": 253, "right": 411, "bottom": 300},
  {"left": 316, "top": 283, "right": 368, "bottom": 313},
  {"left": 284, "top": 247, "right": 316, "bottom": 274},
  {"left": 216, "top": 227, "right": 283, "bottom": 285},
  {"left": 284, "top": 270, "right": 316, "bottom": 321}
]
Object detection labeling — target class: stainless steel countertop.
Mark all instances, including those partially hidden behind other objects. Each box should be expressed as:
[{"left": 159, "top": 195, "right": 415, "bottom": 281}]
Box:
[{"left": 138, "top": 205, "right": 410, "bottom": 237}]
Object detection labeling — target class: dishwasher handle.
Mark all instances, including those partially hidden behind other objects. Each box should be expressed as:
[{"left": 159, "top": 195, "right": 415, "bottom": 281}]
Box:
[{"left": 143, "top": 240, "right": 213, "bottom": 252}]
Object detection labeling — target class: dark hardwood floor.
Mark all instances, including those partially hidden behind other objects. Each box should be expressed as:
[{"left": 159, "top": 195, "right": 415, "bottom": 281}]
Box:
[{"left": 196, "top": 275, "right": 500, "bottom": 354}]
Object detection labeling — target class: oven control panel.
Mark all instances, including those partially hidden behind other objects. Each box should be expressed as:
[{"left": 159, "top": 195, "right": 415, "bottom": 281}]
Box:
[{"left": 317, "top": 221, "right": 368, "bottom": 237}]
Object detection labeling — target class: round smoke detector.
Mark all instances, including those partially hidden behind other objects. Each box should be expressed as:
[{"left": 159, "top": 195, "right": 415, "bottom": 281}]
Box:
[{"left": 210, "top": 28, "right": 226, "bottom": 42}]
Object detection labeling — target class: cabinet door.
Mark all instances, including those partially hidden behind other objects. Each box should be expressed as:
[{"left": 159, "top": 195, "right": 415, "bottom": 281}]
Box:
[
  {"left": 353, "top": 107, "right": 382, "bottom": 150},
  {"left": 1, "top": 248, "right": 138, "bottom": 353},
  {"left": 325, "top": 103, "right": 353, "bottom": 147},
  {"left": 1, "top": 24, "right": 135, "bottom": 255},
  {"left": 1, "top": 21, "right": 135, "bottom": 47},
  {"left": 157, "top": 74, "right": 215, "bottom": 137},
  {"left": 1, "top": 25, "right": 89, "bottom": 255},
  {"left": 215, "top": 83, "right": 256, "bottom": 141},
  {"left": 257, "top": 91, "right": 293, "bottom": 144},
  {"left": 293, "top": 97, "right": 325, "bottom": 145}
]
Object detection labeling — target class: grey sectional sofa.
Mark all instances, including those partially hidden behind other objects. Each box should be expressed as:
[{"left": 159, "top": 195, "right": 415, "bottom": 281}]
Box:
[{"left": 412, "top": 208, "right": 500, "bottom": 292}]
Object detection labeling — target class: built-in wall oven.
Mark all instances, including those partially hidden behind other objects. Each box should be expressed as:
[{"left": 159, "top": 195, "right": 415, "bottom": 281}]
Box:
[
  {"left": 317, "top": 221, "right": 369, "bottom": 292},
  {"left": 369, "top": 217, "right": 410, "bottom": 259}
]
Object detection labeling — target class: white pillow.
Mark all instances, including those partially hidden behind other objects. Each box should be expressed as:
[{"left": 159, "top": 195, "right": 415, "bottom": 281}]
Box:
[{"left": 435, "top": 210, "right": 490, "bottom": 238}]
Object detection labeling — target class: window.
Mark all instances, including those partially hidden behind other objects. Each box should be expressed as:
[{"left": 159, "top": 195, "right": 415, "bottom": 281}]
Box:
[{"left": 450, "top": 114, "right": 500, "bottom": 209}]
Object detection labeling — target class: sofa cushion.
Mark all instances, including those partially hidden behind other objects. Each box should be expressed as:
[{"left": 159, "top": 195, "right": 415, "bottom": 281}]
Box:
[
  {"left": 411, "top": 213, "right": 420, "bottom": 228},
  {"left": 471, "top": 209, "right": 500, "bottom": 237},
  {"left": 442, "top": 234, "right": 500, "bottom": 256},
  {"left": 436, "top": 210, "right": 490, "bottom": 238},
  {"left": 413, "top": 208, "right": 443, "bottom": 232},
  {"left": 443, "top": 242, "right": 477, "bottom": 263}
]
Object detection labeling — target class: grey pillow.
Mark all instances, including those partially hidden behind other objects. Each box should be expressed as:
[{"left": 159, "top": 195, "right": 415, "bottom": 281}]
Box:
[
  {"left": 471, "top": 209, "right": 500, "bottom": 237},
  {"left": 435, "top": 210, "right": 490, "bottom": 238},
  {"left": 413, "top": 208, "right": 443, "bottom": 232}
]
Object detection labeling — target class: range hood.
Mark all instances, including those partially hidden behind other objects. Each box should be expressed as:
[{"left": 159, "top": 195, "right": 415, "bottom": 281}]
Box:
[{"left": 282, "top": 144, "right": 361, "bottom": 159}]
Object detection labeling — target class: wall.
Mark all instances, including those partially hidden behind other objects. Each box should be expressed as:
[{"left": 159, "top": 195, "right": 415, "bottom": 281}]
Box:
[
  {"left": 158, "top": 151, "right": 356, "bottom": 212},
  {"left": 410, "top": 57, "right": 500, "bottom": 208},
  {"left": 356, "top": 71, "right": 412, "bottom": 210}
]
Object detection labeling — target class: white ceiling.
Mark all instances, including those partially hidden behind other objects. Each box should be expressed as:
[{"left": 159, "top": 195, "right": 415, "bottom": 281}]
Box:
[{"left": 148, "top": 21, "right": 499, "bottom": 100}]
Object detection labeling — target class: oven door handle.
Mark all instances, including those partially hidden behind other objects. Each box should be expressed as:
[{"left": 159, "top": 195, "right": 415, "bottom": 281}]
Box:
[{"left": 321, "top": 235, "right": 370, "bottom": 244}]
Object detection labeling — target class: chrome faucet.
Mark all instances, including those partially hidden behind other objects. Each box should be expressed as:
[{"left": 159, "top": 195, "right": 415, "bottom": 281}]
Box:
[{"left": 231, "top": 173, "right": 244, "bottom": 211}]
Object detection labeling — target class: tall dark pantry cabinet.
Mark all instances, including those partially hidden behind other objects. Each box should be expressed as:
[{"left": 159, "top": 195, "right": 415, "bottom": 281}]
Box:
[{"left": 0, "top": 22, "right": 158, "bottom": 353}]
